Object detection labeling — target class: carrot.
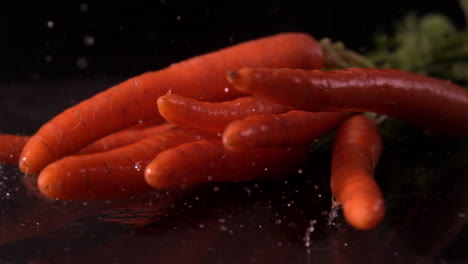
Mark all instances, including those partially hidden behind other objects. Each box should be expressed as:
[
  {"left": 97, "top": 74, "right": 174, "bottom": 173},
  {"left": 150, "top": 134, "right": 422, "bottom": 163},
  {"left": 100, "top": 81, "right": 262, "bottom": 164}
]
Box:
[
  {"left": 38, "top": 128, "right": 217, "bottom": 200},
  {"left": 78, "top": 122, "right": 174, "bottom": 154},
  {"left": 222, "top": 110, "right": 349, "bottom": 152},
  {"left": 20, "top": 33, "right": 323, "bottom": 174},
  {"left": 0, "top": 134, "right": 30, "bottom": 164},
  {"left": 330, "top": 115, "right": 384, "bottom": 230},
  {"left": 145, "top": 140, "right": 309, "bottom": 189},
  {"left": 0, "top": 123, "right": 174, "bottom": 164},
  {"left": 157, "top": 94, "right": 288, "bottom": 131},
  {"left": 227, "top": 67, "right": 468, "bottom": 136}
]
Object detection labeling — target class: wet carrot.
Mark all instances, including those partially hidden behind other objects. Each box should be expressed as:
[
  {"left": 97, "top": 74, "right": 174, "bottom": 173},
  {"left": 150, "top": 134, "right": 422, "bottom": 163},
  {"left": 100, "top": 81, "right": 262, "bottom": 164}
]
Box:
[
  {"left": 157, "top": 94, "right": 288, "bottom": 131},
  {"left": 38, "top": 128, "right": 217, "bottom": 200},
  {"left": 227, "top": 67, "right": 468, "bottom": 136},
  {"left": 78, "top": 123, "right": 174, "bottom": 154},
  {"left": 145, "top": 140, "right": 309, "bottom": 189},
  {"left": 20, "top": 33, "right": 323, "bottom": 174},
  {"left": 331, "top": 115, "right": 384, "bottom": 230},
  {"left": 222, "top": 110, "right": 348, "bottom": 152},
  {"left": 0, "top": 135, "right": 30, "bottom": 164},
  {"left": 0, "top": 123, "right": 174, "bottom": 164}
]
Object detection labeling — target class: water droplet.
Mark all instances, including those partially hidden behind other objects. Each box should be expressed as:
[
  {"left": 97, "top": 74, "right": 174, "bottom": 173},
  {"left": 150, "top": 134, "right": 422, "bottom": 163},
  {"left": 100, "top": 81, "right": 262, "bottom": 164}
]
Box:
[
  {"left": 76, "top": 57, "right": 88, "bottom": 69},
  {"left": 82, "top": 202, "right": 88, "bottom": 206},
  {"left": 297, "top": 168, "right": 304, "bottom": 174},
  {"left": 218, "top": 218, "right": 226, "bottom": 223},
  {"left": 83, "top": 35, "right": 95, "bottom": 46},
  {"left": 264, "top": 167, "right": 268, "bottom": 171},
  {"left": 207, "top": 176, "right": 213, "bottom": 181},
  {"left": 224, "top": 87, "right": 229, "bottom": 93},
  {"left": 80, "top": 3, "right": 88, "bottom": 12},
  {"left": 213, "top": 186, "right": 220, "bottom": 192},
  {"left": 47, "top": 21, "right": 54, "bottom": 28},
  {"left": 176, "top": 15, "right": 181, "bottom": 20},
  {"left": 44, "top": 55, "right": 53, "bottom": 63},
  {"left": 243, "top": 186, "right": 251, "bottom": 196},
  {"left": 134, "top": 161, "right": 143, "bottom": 171},
  {"left": 275, "top": 219, "right": 282, "bottom": 225},
  {"left": 219, "top": 225, "right": 227, "bottom": 231}
]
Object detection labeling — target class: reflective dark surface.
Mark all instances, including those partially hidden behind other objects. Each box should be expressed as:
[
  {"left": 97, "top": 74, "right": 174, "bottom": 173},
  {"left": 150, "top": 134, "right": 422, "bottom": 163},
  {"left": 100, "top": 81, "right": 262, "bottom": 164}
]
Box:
[
  {"left": 1, "top": 80, "right": 467, "bottom": 263},
  {"left": 1, "top": 1, "right": 468, "bottom": 263}
]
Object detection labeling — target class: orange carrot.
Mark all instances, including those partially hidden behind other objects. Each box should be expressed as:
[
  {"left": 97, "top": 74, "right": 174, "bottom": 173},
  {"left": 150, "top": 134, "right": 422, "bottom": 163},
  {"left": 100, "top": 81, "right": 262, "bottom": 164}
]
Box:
[
  {"left": 157, "top": 94, "right": 288, "bottom": 131},
  {"left": 0, "top": 123, "right": 174, "bottom": 164},
  {"left": 20, "top": 33, "right": 323, "bottom": 174},
  {"left": 331, "top": 115, "right": 384, "bottom": 230},
  {"left": 222, "top": 110, "right": 348, "bottom": 152},
  {"left": 38, "top": 128, "right": 217, "bottom": 200},
  {"left": 78, "top": 122, "right": 174, "bottom": 154},
  {"left": 145, "top": 140, "right": 309, "bottom": 189},
  {"left": 227, "top": 67, "right": 468, "bottom": 136},
  {"left": 0, "top": 134, "right": 30, "bottom": 164}
]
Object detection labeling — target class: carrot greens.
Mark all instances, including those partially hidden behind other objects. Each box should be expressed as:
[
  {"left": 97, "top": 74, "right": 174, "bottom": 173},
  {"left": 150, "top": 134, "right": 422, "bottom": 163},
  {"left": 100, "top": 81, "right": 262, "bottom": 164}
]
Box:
[{"left": 368, "top": 0, "right": 468, "bottom": 86}]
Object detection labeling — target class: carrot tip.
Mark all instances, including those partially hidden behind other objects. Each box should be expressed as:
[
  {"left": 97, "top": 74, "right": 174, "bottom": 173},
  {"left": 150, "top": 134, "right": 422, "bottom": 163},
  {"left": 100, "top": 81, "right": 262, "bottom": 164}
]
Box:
[
  {"left": 145, "top": 167, "right": 172, "bottom": 189},
  {"left": 226, "top": 70, "right": 238, "bottom": 84},
  {"left": 19, "top": 158, "right": 34, "bottom": 175},
  {"left": 145, "top": 167, "right": 162, "bottom": 189},
  {"left": 343, "top": 197, "right": 385, "bottom": 230},
  {"left": 222, "top": 121, "right": 256, "bottom": 152}
]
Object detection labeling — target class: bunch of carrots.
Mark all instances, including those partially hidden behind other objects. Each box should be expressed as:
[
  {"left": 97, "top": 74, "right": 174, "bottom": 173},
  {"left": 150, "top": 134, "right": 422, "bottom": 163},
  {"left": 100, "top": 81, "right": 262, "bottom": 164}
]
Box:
[{"left": 2, "top": 32, "right": 468, "bottom": 230}]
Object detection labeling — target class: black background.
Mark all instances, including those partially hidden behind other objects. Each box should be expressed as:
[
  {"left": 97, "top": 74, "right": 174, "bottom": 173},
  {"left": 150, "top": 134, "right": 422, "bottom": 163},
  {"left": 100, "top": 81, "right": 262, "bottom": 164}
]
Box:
[
  {"left": 1, "top": 0, "right": 465, "bottom": 81},
  {"left": 1, "top": 1, "right": 468, "bottom": 263}
]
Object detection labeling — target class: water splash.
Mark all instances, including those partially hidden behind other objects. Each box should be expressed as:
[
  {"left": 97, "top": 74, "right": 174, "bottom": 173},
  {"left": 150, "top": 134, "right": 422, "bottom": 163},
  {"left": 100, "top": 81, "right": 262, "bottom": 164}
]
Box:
[
  {"left": 327, "top": 197, "right": 341, "bottom": 227},
  {"left": 304, "top": 219, "right": 317, "bottom": 248}
]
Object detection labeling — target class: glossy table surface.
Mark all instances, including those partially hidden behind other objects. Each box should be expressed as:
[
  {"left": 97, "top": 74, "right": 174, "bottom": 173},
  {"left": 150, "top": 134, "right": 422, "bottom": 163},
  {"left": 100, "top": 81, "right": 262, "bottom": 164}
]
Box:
[
  {"left": 0, "top": 80, "right": 467, "bottom": 264},
  {"left": 2, "top": 1, "right": 468, "bottom": 263}
]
